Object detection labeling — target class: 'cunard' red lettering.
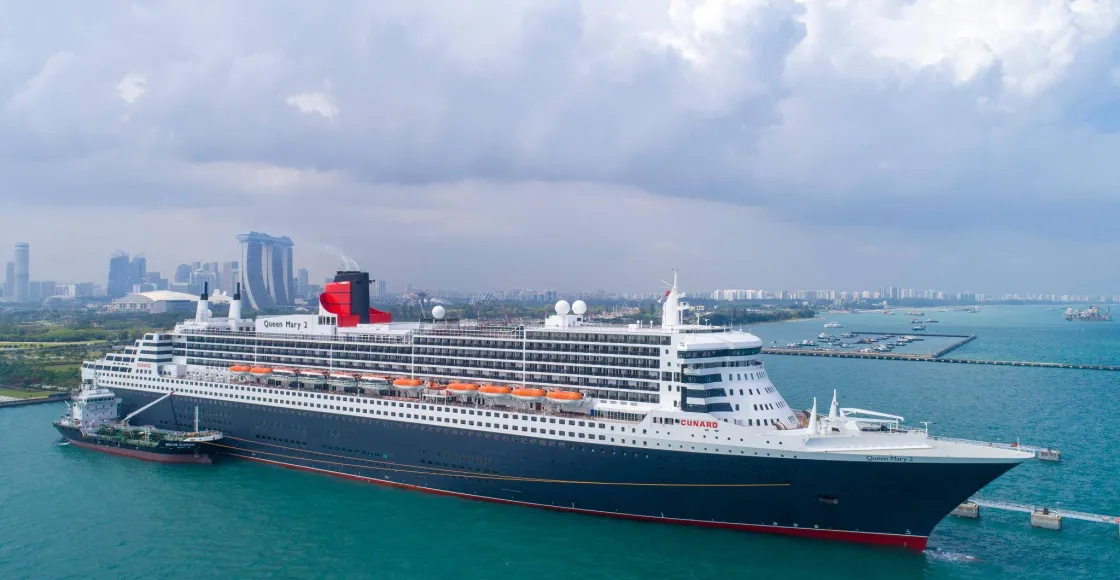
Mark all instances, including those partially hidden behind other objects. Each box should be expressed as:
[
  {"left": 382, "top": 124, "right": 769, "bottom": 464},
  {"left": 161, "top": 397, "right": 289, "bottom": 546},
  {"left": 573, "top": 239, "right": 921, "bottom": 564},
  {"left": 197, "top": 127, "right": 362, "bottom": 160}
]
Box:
[{"left": 681, "top": 419, "right": 719, "bottom": 429}]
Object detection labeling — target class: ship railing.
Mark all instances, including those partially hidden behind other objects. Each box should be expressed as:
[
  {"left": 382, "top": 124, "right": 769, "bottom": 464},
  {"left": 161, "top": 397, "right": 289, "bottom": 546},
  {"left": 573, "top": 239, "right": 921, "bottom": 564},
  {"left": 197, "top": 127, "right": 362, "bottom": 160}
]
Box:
[
  {"left": 178, "top": 327, "right": 410, "bottom": 345},
  {"left": 192, "top": 373, "right": 644, "bottom": 425}
]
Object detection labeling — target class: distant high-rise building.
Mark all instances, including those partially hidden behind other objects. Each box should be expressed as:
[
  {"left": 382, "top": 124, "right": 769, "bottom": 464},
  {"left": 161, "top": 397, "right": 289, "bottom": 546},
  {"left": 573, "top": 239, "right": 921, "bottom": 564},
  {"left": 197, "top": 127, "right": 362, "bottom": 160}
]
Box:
[
  {"left": 68, "top": 282, "right": 95, "bottom": 298},
  {"left": 374, "top": 279, "right": 387, "bottom": 299},
  {"left": 237, "top": 232, "right": 295, "bottom": 309},
  {"left": 189, "top": 268, "right": 218, "bottom": 297},
  {"left": 3, "top": 261, "right": 13, "bottom": 301},
  {"left": 220, "top": 261, "right": 240, "bottom": 294},
  {"left": 13, "top": 243, "right": 30, "bottom": 302},
  {"left": 107, "top": 253, "right": 132, "bottom": 298},
  {"left": 296, "top": 268, "right": 310, "bottom": 298},
  {"left": 174, "top": 264, "right": 192, "bottom": 284},
  {"left": 129, "top": 256, "right": 147, "bottom": 286},
  {"left": 29, "top": 281, "right": 56, "bottom": 302}
]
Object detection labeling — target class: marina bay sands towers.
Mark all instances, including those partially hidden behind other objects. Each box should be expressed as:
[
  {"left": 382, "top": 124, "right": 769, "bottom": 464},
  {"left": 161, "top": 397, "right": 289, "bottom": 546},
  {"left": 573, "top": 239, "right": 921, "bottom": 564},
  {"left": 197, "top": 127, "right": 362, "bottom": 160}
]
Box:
[{"left": 237, "top": 232, "right": 295, "bottom": 310}]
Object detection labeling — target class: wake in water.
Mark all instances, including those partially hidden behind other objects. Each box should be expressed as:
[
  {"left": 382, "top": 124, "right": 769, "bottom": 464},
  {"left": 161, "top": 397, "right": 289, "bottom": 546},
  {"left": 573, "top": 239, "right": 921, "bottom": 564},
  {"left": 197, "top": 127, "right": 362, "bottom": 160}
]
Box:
[{"left": 925, "top": 548, "right": 979, "bottom": 564}]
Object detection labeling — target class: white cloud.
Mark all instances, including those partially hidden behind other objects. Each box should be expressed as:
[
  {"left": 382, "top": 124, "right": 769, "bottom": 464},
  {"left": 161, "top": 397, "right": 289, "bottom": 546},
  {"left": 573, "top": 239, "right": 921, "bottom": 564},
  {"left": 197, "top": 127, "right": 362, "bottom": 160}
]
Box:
[
  {"left": 116, "top": 73, "right": 147, "bottom": 103},
  {"left": 285, "top": 91, "right": 338, "bottom": 119},
  {"left": 5, "top": 51, "right": 74, "bottom": 110},
  {"left": 1, "top": 1, "right": 1120, "bottom": 292}
]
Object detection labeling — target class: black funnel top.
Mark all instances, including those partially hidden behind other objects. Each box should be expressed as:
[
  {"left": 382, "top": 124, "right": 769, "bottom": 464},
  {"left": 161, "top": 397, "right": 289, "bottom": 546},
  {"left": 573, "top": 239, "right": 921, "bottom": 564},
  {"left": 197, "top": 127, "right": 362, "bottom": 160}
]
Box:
[{"left": 334, "top": 271, "right": 371, "bottom": 324}]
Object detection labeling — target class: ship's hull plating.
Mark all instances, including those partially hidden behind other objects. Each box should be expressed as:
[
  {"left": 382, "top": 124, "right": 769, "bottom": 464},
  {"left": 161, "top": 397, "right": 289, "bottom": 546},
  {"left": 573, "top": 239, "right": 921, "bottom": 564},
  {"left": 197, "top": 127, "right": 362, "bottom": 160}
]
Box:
[
  {"left": 116, "top": 388, "right": 1016, "bottom": 549},
  {"left": 55, "top": 424, "right": 213, "bottom": 464}
]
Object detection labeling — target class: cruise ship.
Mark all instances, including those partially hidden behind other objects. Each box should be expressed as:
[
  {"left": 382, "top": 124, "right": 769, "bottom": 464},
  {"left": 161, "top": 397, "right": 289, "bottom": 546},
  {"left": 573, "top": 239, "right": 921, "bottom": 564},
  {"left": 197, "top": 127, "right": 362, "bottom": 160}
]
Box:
[{"left": 82, "top": 272, "right": 1031, "bottom": 549}]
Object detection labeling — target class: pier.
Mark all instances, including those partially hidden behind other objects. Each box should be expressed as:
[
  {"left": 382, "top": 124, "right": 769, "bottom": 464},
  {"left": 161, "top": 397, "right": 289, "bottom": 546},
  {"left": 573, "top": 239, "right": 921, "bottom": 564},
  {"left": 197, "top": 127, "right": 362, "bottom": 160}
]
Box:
[
  {"left": 953, "top": 499, "right": 1120, "bottom": 536},
  {"left": 761, "top": 330, "right": 1120, "bottom": 372},
  {"left": 760, "top": 348, "right": 1120, "bottom": 371}
]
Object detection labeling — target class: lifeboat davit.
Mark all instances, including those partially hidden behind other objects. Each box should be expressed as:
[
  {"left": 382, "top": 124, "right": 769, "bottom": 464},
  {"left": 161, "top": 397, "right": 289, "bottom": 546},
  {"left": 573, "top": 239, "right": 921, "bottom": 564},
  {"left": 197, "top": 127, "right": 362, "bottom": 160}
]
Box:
[
  {"left": 393, "top": 378, "right": 425, "bottom": 394},
  {"left": 511, "top": 387, "right": 546, "bottom": 402},
  {"left": 249, "top": 367, "right": 273, "bottom": 378},
  {"left": 329, "top": 372, "right": 356, "bottom": 387},
  {"left": 478, "top": 384, "right": 512, "bottom": 400},
  {"left": 360, "top": 375, "right": 391, "bottom": 391},
  {"left": 446, "top": 382, "right": 479, "bottom": 398},
  {"left": 300, "top": 370, "right": 326, "bottom": 385},
  {"left": 229, "top": 365, "right": 252, "bottom": 377},
  {"left": 546, "top": 390, "right": 584, "bottom": 408},
  {"left": 272, "top": 368, "right": 298, "bottom": 385}
]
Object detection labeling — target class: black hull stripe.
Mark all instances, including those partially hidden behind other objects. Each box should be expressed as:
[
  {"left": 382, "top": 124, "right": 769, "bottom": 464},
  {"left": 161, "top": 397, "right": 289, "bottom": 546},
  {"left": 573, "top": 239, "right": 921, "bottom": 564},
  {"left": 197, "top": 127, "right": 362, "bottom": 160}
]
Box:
[
  {"left": 225, "top": 451, "right": 929, "bottom": 550},
  {"left": 211, "top": 437, "right": 789, "bottom": 488}
]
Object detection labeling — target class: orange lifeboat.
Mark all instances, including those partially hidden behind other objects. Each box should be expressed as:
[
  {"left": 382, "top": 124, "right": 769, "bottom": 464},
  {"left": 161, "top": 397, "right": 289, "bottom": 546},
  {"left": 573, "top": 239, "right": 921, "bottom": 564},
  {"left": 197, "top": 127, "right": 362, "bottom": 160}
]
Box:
[
  {"left": 546, "top": 390, "right": 584, "bottom": 408},
  {"left": 393, "top": 378, "right": 425, "bottom": 394},
  {"left": 478, "top": 384, "right": 512, "bottom": 399},
  {"left": 446, "top": 382, "right": 480, "bottom": 397},
  {"left": 229, "top": 365, "right": 252, "bottom": 376},
  {"left": 511, "top": 387, "right": 546, "bottom": 402},
  {"left": 249, "top": 366, "right": 273, "bottom": 377}
]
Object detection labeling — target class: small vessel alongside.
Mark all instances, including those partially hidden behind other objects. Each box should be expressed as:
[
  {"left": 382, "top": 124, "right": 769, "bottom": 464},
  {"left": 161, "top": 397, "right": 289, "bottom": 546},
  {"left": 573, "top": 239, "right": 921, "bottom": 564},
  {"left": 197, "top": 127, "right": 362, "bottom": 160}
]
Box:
[{"left": 53, "top": 386, "right": 221, "bottom": 464}]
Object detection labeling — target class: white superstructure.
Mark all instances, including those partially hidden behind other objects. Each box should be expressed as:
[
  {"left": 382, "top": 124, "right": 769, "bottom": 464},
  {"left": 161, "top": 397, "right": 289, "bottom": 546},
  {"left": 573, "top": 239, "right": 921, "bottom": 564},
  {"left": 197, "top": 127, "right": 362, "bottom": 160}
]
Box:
[{"left": 77, "top": 272, "right": 1030, "bottom": 465}]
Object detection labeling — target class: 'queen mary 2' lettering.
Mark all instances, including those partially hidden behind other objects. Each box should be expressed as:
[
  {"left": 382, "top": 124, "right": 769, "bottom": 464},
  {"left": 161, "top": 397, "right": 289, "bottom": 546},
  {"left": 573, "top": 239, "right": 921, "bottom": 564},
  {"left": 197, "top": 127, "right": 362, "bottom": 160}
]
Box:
[{"left": 681, "top": 419, "right": 720, "bottom": 428}]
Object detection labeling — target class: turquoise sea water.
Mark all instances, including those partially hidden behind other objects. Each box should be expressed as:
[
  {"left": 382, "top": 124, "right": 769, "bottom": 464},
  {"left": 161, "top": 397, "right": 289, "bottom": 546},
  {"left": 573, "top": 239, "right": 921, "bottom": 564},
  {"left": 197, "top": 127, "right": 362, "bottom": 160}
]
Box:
[{"left": 1, "top": 306, "right": 1117, "bottom": 579}]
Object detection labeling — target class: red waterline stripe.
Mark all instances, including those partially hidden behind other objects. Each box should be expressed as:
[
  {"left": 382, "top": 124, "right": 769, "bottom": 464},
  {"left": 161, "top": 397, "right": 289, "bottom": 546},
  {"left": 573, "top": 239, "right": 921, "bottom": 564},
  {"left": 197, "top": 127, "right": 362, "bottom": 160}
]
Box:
[
  {"left": 222, "top": 452, "right": 928, "bottom": 550},
  {"left": 65, "top": 438, "right": 212, "bottom": 464}
]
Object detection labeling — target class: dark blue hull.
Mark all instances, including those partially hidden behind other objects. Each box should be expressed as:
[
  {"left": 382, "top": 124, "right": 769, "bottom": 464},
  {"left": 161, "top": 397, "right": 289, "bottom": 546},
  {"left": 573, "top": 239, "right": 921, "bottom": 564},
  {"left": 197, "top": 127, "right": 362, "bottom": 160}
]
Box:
[{"left": 115, "top": 388, "right": 1016, "bottom": 549}]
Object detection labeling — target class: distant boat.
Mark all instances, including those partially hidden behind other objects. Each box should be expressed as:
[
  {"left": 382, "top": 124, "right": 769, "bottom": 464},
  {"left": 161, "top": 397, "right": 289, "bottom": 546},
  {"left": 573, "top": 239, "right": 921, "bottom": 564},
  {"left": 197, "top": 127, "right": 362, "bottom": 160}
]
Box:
[
  {"left": 824, "top": 321, "right": 843, "bottom": 329},
  {"left": 912, "top": 325, "right": 927, "bottom": 331}
]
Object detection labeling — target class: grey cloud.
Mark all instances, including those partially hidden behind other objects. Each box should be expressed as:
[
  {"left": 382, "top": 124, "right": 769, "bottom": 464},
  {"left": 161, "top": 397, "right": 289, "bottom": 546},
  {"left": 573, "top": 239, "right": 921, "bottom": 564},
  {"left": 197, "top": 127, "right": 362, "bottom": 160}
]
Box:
[{"left": 2, "top": 1, "right": 1120, "bottom": 292}]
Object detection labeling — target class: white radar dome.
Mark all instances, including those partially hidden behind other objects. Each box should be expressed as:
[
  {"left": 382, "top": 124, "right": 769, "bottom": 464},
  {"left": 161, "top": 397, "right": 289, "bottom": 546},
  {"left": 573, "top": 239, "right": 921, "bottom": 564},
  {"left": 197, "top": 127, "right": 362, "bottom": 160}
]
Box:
[
  {"left": 572, "top": 300, "right": 587, "bottom": 315},
  {"left": 555, "top": 300, "right": 571, "bottom": 315},
  {"left": 432, "top": 305, "right": 446, "bottom": 320}
]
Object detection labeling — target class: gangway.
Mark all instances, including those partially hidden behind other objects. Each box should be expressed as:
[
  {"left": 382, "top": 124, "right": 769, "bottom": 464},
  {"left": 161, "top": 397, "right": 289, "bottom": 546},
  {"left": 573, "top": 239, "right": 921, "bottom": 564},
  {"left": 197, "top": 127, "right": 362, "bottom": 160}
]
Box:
[
  {"left": 953, "top": 498, "right": 1120, "bottom": 536},
  {"left": 970, "top": 499, "right": 1118, "bottom": 525}
]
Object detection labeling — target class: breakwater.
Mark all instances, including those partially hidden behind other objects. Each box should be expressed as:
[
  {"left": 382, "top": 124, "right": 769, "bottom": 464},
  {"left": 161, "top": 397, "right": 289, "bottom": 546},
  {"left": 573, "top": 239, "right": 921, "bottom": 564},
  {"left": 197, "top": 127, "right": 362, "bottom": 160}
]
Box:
[
  {"left": 760, "top": 348, "right": 1120, "bottom": 371},
  {"left": 0, "top": 392, "right": 69, "bottom": 408}
]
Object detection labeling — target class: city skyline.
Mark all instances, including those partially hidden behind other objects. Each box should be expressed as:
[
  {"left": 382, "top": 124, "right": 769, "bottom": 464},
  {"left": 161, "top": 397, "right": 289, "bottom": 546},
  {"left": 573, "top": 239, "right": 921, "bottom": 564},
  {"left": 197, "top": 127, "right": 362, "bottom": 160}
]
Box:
[
  {"left": 1, "top": 3, "right": 1119, "bottom": 296},
  {"left": 2, "top": 236, "right": 1117, "bottom": 305}
]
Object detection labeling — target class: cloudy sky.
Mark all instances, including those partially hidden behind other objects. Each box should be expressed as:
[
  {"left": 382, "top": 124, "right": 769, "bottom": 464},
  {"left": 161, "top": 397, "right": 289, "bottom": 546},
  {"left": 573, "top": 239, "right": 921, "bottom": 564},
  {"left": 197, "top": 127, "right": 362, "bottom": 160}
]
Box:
[{"left": 2, "top": 0, "right": 1119, "bottom": 295}]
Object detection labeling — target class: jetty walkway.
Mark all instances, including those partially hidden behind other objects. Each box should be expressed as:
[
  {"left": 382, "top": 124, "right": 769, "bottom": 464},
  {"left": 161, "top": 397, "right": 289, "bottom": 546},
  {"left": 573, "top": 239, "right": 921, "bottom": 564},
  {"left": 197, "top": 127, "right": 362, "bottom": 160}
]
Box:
[
  {"left": 954, "top": 498, "right": 1120, "bottom": 536},
  {"left": 760, "top": 331, "right": 1120, "bottom": 371},
  {"left": 760, "top": 348, "right": 1120, "bottom": 371}
]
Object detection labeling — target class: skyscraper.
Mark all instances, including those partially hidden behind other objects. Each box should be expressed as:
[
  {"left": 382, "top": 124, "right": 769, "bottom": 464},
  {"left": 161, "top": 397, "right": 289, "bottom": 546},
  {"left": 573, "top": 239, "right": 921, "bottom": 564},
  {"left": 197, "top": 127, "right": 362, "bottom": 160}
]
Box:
[
  {"left": 220, "top": 261, "right": 240, "bottom": 294},
  {"left": 174, "top": 264, "right": 192, "bottom": 284},
  {"left": 107, "top": 253, "right": 132, "bottom": 298},
  {"left": 296, "top": 268, "right": 310, "bottom": 298},
  {"left": 129, "top": 255, "right": 147, "bottom": 289},
  {"left": 14, "top": 243, "right": 29, "bottom": 302},
  {"left": 3, "top": 262, "right": 13, "bottom": 301},
  {"left": 237, "top": 232, "right": 295, "bottom": 309}
]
